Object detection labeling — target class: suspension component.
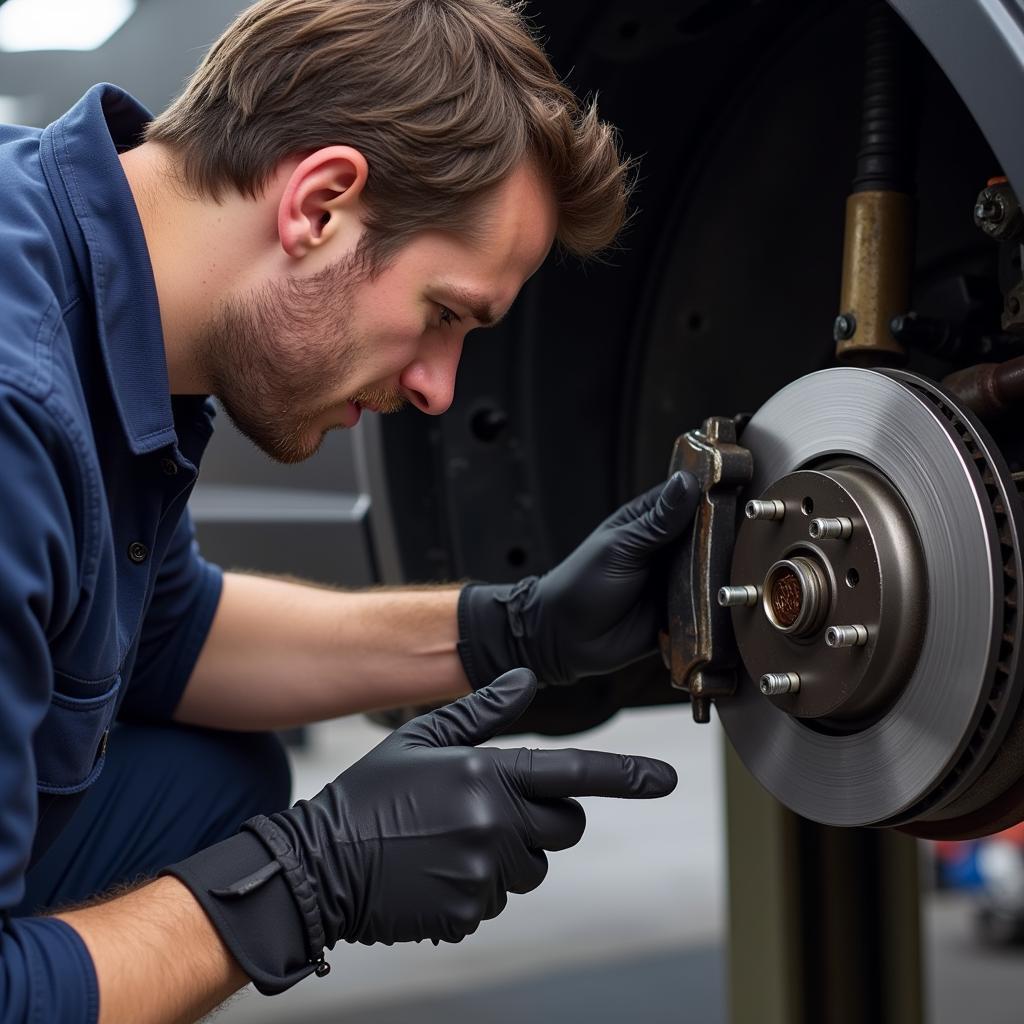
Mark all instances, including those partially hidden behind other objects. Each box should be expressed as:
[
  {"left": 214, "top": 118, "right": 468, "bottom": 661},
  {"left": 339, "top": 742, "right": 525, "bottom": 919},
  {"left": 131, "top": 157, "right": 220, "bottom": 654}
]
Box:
[
  {"left": 943, "top": 355, "right": 1024, "bottom": 419},
  {"left": 835, "top": 2, "right": 919, "bottom": 365}
]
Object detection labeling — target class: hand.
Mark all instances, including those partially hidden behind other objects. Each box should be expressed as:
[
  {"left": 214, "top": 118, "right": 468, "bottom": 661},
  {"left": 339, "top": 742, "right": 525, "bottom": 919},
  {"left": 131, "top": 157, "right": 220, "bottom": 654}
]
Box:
[
  {"left": 266, "top": 667, "right": 675, "bottom": 946},
  {"left": 167, "top": 669, "right": 677, "bottom": 990},
  {"left": 458, "top": 472, "right": 699, "bottom": 686}
]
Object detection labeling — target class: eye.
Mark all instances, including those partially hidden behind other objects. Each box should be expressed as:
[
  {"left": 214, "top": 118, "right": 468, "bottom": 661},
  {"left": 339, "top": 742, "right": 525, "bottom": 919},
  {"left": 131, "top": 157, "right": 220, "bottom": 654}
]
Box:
[{"left": 438, "top": 305, "right": 462, "bottom": 328}]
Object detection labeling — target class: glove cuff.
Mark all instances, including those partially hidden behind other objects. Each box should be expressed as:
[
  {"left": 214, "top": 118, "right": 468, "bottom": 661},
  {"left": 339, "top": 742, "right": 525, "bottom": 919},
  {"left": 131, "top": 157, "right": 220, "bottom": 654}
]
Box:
[
  {"left": 161, "top": 830, "right": 322, "bottom": 995},
  {"left": 457, "top": 583, "right": 510, "bottom": 690},
  {"left": 243, "top": 814, "right": 328, "bottom": 956},
  {"left": 458, "top": 580, "right": 562, "bottom": 688}
]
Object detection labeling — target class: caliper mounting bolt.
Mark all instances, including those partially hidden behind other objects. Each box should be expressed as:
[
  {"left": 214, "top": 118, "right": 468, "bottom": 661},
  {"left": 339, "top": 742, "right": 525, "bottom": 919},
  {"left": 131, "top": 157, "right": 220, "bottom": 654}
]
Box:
[
  {"left": 745, "top": 499, "right": 786, "bottom": 521},
  {"left": 809, "top": 516, "right": 853, "bottom": 540},
  {"left": 833, "top": 313, "right": 857, "bottom": 342},
  {"left": 718, "top": 585, "right": 760, "bottom": 608},
  {"left": 760, "top": 672, "right": 801, "bottom": 696},
  {"left": 825, "top": 624, "right": 869, "bottom": 648}
]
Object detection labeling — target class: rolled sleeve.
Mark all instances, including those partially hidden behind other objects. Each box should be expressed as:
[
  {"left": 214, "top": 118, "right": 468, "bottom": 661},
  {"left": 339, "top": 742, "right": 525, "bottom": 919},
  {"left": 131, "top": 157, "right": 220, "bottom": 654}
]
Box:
[{"left": 118, "top": 510, "right": 223, "bottom": 723}]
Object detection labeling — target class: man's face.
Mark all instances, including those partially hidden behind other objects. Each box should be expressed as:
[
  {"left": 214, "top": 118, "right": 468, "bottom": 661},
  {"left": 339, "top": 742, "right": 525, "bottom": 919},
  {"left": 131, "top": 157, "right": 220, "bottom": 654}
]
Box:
[{"left": 200, "top": 162, "right": 558, "bottom": 463}]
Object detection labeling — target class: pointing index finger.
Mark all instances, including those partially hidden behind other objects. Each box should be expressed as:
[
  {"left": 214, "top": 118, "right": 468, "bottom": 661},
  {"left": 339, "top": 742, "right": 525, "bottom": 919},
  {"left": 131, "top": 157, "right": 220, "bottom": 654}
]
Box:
[{"left": 521, "top": 748, "right": 678, "bottom": 800}]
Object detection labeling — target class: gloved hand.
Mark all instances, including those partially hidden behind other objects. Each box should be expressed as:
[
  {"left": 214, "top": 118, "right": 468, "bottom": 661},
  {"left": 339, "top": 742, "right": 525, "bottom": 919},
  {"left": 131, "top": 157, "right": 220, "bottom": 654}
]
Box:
[
  {"left": 164, "top": 668, "right": 676, "bottom": 994},
  {"left": 458, "top": 471, "right": 699, "bottom": 688}
]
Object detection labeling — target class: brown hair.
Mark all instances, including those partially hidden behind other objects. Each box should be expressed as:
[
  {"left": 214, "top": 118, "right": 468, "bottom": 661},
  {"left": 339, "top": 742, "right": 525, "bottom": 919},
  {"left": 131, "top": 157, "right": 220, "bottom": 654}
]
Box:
[{"left": 146, "top": 0, "right": 633, "bottom": 266}]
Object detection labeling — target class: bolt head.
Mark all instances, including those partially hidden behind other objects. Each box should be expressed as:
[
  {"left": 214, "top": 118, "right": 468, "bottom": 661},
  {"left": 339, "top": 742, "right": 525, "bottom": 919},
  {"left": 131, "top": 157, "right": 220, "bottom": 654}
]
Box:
[
  {"left": 833, "top": 313, "right": 856, "bottom": 342},
  {"left": 975, "top": 195, "right": 1004, "bottom": 224}
]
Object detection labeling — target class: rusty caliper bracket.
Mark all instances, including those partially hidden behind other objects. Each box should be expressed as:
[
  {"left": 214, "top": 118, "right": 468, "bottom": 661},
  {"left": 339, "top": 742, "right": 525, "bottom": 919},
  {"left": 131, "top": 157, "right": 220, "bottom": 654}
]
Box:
[{"left": 659, "top": 417, "right": 753, "bottom": 723}]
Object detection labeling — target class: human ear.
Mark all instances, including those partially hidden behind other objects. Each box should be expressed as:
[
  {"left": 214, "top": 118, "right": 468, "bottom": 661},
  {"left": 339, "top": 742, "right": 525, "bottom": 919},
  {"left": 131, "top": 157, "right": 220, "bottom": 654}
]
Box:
[{"left": 277, "top": 146, "right": 369, "bottom": 259}]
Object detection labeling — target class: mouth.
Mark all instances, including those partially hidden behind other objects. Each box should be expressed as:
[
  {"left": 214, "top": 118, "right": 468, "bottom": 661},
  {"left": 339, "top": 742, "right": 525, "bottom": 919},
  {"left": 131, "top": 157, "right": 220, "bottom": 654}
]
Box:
[{"left": 340, "top": 400, "right": 362, "bottom": 428}]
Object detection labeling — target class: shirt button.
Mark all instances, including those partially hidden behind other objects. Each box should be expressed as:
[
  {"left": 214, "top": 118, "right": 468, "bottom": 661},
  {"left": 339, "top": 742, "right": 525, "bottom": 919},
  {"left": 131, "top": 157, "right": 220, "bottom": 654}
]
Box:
[
  {"left": 128, "top": 541, "right": 149, "bottom": 564},
  {"left": 160, "top": 457, "right": 179, "bottom": 476}
]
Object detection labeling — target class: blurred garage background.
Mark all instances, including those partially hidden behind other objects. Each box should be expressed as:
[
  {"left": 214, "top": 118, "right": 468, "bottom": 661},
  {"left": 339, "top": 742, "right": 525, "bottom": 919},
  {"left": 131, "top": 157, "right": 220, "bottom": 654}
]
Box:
[{"left": 2, "top": 1, "right": 1024, "bottom": 1021}]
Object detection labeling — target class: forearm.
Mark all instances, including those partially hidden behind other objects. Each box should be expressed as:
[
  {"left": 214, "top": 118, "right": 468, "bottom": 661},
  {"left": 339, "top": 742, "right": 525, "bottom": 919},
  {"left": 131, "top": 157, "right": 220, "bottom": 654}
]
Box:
[
  {"left": 174, "top": 572, "right": 471, "bottom": 730},
  {"left": 55, "top": 877, "right": 247, "bottom": 1024}
]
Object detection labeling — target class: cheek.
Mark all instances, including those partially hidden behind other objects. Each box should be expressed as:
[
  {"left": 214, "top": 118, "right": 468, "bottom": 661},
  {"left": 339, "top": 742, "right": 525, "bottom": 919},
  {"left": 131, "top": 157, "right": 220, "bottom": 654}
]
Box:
[
  {"left": 346, "top": 270, "right": 432, "bottom": 371},
  {"left": 352, "top": 308, "right": 425, "bottom": 372}
]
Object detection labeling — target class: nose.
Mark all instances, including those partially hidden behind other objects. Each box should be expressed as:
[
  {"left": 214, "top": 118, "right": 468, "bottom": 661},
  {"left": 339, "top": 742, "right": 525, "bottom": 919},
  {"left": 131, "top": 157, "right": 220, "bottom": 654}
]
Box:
[{"left": 399, "top": 333, "right": 465, "bottom": 415}]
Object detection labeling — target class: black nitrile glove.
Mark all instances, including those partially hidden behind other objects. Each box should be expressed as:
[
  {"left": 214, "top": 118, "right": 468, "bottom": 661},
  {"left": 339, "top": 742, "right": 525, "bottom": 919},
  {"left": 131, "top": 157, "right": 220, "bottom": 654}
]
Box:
[
  {"left": 458, "top": 471, "right": 699, "bottom": 688},
  {"left": 164, "top": 668, "right": 677, "bottom": 995}
]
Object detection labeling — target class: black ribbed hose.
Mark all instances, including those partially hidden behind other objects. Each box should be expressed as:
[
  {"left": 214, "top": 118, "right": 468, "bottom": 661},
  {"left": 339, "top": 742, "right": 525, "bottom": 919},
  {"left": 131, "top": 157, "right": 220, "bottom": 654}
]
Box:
[{"left": 852, "top": 2, "right": 919, "bottom": 194}]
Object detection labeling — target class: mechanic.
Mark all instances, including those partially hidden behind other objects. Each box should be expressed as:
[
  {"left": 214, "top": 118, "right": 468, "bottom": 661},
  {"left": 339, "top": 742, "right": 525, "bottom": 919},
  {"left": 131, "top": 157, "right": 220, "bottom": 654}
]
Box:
[{"left": 0, "top": 1, "right": 700, "bottom": 1021}]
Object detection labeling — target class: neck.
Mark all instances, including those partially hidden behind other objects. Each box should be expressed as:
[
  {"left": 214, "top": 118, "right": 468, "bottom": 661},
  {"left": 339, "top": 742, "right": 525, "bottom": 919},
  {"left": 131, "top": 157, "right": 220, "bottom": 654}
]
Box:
[{"left": 118, "top": 143, "right": 266, "bottom": 394}]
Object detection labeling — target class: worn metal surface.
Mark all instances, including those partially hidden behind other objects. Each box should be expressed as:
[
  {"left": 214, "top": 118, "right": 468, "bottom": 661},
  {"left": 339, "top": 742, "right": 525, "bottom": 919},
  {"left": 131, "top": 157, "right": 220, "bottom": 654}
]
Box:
[
  {"left": 943, "top": 353, "right": 1024, "bottom": 418},
  {"left": 973, "top": 178, "right": 1024, "bottom": 242},
  {"left": 662, "top": 418, "right": 752, "bottom": 723},
  {"left": 836, "top": 190, "right": 914, "bottom": 363}
]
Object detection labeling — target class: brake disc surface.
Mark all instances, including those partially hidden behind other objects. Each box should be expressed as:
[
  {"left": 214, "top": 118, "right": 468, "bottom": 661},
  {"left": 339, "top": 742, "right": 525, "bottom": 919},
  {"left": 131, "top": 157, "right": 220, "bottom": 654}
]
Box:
[{"left": 717, "top": 367, "right": 1023, "bottom": 829}]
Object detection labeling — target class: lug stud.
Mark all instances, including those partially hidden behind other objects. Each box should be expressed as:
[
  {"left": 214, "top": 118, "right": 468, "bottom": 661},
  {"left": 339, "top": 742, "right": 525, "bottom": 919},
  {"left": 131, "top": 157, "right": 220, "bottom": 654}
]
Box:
[
  {"left": 745, "top": 499, "right": 786, "bottom": 521},
  {"left": 825, "top": 624, "right": 869, "bottom": 648},
  {"left": 760, "top": 672, "right": 801, "bottom": 696},
  {"left": 809, "top": 516, "right": 853, "bottom": 540},
  {"left": 718, "top": 585, "right": 760, "bottom": 608}
]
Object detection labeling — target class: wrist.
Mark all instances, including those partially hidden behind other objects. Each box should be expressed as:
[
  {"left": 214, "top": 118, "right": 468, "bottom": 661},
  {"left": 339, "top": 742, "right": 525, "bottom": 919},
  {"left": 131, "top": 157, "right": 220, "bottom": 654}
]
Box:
[
  {"left": 457, "top": 579, "right": 565, "bottom": 688},
  {"left": 55, "top": 876, "right": 249, "bottom": 1023}
]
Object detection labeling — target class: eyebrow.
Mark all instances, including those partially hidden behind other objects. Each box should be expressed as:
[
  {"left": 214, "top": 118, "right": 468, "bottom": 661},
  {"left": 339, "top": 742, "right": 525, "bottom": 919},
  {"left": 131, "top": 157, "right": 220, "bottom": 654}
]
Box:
[{"left": 438, "top": 284, "right": 507, "bottom": 328}]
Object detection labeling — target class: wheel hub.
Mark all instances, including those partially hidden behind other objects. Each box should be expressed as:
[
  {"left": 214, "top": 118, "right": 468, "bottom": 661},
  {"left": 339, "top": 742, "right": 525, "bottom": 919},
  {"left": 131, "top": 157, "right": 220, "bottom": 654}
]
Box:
[{"left": 730, "top": 464, "right": 926, "bottom": 724}]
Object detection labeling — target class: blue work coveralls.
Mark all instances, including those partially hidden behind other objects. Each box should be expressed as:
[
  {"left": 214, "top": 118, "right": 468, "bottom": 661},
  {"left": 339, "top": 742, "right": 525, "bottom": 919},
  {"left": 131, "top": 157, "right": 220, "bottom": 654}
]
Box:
[{"left": 0, "top": 84, "right": 290, "bottom": 1020}]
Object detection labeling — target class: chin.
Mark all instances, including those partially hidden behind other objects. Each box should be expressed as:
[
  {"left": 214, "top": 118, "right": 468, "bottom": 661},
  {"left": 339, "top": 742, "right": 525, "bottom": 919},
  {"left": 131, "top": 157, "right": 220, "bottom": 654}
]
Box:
[{"left": 260, "top": 429, "right": 328, "bottom": 465}]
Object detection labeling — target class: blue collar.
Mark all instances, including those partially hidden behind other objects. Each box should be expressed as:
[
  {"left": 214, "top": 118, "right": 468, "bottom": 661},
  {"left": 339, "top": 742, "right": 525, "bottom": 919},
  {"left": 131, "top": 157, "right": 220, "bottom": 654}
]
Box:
[{"left": 40, "top": 83, "right": 177, "bottom": 455}]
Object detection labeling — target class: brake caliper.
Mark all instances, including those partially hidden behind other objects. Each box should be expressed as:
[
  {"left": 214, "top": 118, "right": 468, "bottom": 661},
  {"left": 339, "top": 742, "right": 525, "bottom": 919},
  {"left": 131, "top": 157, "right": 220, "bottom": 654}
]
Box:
[{"left": 660, "top": 416, "right": 752, "bottom": 723}]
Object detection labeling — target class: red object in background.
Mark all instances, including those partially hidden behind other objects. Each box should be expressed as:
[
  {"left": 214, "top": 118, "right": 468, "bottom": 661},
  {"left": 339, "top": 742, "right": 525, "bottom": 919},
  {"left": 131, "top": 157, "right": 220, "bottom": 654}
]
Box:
[
  {"left": 935, "top": 823, "right": 1024, "bottom": 862},
  {"left": 931, "top": 825, "right": 1024, "bottom": 892},
  {"left": 993, "top": 822, "right": 1024, "bottom": 848},
  {"left": 934, "top": 838, "right": 976, "bottom": 862}
]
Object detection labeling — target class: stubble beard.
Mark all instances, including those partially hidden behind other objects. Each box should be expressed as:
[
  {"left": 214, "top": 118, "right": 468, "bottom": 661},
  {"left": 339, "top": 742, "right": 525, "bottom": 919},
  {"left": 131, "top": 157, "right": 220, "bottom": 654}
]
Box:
[{"left": 198, "top": 256, "right": 366, "bottom": 464}]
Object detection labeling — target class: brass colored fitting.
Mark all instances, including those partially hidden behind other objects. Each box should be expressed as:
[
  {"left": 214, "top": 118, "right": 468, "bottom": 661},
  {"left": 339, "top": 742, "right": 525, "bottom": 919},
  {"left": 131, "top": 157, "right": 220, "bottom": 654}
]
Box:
[{"left": 836, "top": 190, "right": 913, "bottom": 364}]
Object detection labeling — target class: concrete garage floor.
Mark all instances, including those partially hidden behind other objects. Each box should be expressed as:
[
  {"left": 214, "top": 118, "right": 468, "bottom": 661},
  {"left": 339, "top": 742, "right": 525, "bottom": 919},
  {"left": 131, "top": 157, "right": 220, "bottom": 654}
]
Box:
[
  {"left": 926, "top": 894, "right": 1024, "bottom": 1024},
  {"left": 210, "top": 704, "right": 1024, "bottom": 1024}
]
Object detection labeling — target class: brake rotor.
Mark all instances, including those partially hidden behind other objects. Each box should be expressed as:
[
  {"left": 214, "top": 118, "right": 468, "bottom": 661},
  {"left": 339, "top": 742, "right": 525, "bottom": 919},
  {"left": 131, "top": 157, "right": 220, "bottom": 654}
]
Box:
[{"left": 717, "top": 366, "right": 1024, "bottom": 836}]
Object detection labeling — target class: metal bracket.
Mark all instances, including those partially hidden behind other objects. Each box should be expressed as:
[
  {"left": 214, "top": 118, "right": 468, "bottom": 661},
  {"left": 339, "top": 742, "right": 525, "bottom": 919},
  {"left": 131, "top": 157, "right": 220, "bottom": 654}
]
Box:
[{"left": 660, "top": 417, "right": 753, "bottom": 723}]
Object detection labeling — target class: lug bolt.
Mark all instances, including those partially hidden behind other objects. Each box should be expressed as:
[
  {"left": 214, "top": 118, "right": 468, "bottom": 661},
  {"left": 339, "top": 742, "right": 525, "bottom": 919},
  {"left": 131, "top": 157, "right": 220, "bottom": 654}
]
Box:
[
  {"left": 760, "top": 672, "right": 801, "bottom": 696},
  {"left": 825, "top": 624, "right": 869, "bottom": 648},
  {"left": 745, "top": 499, "right": 786, "bottom": 521},
  {"left": 809, "top": 516, "right": 853, "bottom": 540},
  {"left": 718, "top": 585, "right": 759, "bottom": 608}
]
